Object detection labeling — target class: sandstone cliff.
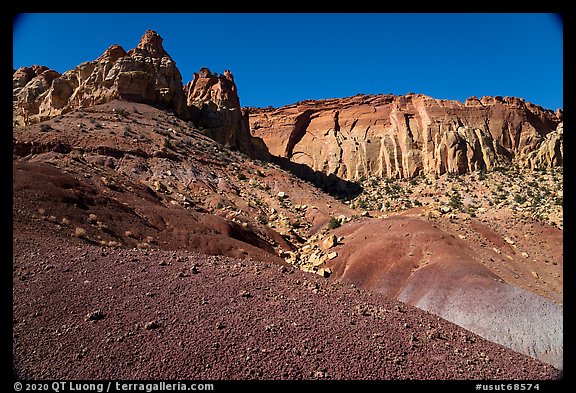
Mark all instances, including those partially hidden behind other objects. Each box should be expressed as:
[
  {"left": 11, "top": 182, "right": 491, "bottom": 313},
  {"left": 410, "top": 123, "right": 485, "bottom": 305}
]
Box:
[{"left": 249, "top": 94, "right": 562, "bottom": 180}]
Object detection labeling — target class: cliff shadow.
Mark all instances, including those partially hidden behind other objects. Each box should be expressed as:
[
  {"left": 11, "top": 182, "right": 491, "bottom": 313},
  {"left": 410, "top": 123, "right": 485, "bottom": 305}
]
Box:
[{"left": 270, "top": 156, "right": 363, "bottom": 200}]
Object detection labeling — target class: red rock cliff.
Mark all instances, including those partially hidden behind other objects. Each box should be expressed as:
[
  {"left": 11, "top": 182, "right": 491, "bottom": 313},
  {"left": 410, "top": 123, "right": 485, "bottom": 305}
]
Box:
[{"left": 248, "top": 94, "right": 562, "bottom": 180}]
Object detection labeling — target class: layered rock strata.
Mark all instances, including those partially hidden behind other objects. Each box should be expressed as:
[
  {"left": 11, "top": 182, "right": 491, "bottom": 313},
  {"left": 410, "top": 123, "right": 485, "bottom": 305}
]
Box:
[{"left": 249, "top": 94, "right": 562, "bottom": 180}]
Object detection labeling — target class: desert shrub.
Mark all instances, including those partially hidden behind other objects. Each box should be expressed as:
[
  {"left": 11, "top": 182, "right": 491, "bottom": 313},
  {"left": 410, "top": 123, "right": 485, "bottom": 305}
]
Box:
[
  {"left": 328, "top": 217, "right": 341, "bottom": 230},
  {"left": 448, "top": 192, "right": 463, "bottom": 210},
  {"left": 257, "top": 215, "right": 268, "bottom": 225},
  {"left": 113, "top": 108, "right": 128, "bottom": 117},
  {"left": 514, "top": 194, "right": 527, "bottom": 204},
  {"left": 39, "top": 123, "right": 52, "bottom": 132}
]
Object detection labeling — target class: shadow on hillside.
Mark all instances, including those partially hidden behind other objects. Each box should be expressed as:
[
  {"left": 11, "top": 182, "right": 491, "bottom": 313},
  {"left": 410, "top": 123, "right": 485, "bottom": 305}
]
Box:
[
  {"left": 202, "top": 111, "right": 363, "bottom": 201},
  {"left": 271, "top": 156, "right": 363, "bottom": 200},
  {"left": 241, "top": 132, "right": 363, "bottom": 201}
]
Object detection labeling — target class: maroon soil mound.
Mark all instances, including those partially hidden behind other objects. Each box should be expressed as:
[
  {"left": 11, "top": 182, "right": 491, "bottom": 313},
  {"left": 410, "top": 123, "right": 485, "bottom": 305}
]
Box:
[{"left": 326, "top": 217, "right": 563, "bottom": 369}]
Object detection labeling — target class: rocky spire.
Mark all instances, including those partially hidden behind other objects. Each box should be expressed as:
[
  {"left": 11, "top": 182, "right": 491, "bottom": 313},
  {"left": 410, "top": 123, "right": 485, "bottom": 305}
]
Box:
[{"left": 136, "top": 29, "right": 167, "bottom": 57}]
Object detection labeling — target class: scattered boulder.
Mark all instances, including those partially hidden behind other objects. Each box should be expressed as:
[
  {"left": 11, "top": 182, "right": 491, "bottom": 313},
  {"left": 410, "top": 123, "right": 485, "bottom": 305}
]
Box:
[{"left": 322, "top": 234, "right": 337, "bottom": 250}]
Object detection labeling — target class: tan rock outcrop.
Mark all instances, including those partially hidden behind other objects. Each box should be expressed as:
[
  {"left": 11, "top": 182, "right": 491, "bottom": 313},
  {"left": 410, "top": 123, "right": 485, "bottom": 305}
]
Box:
[
  {"left": 249, "top": 94, "right": 562, "bottom": 180},
  {"left": 13, "top": 30, "right": 186, "bottom": 126},
  {"left": 181, "top": 67, "right": 269, "bottom": 158},
  {"left": 521, "top": 122, "right": 563, "bottom": 170},
  {"left": 183, "top": 67, "right": 249, "bottom": 151}
]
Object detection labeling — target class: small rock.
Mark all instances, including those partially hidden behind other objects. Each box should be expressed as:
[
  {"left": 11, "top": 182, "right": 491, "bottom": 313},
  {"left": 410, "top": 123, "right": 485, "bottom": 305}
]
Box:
[
  {"left": 277, "top": 192, "right": 286, "bottom": 199},
  {"left": 336, "top": 236, "right": 344, "bottom": 243},
  {"left": 310, "top": 253, "right": 326, "bottom": 267},
  {"left": 521, "top": 252, "right": 529, "bottom": 258},
  {"left": 239, "top": 290, "right": 253, "bottom": 298},
  {"left": 492, "top": 247, "right": 501, "bottom": 254},
  {"left": 361, "top": 211, "right": 370, "bottom": 217},
  {"left": 531, "top": 271, "right": 539, "bottom": 279},
  {"left": 145, "top": 321, "right": 160, "bottom": 330},
  {"left": 327, "top": 252, "right": 338, "bottom": 260},
  {"left": 85, "top": 310, "right": 105, "bottom": 322},
  {"left": 190, "top": 264, "right": 200, "bottom": 274},
  {"left": 270, "top": 207, "right": 277, "bottom": 214},
  {"left": 318, "top": 268, "right": 331, "bottom": 278},
  {"left": 216, "top": 321, "right": 226, "bottom": 330},
  {"left": 158, "top": 260, "right": 168, "bottom": 266}
]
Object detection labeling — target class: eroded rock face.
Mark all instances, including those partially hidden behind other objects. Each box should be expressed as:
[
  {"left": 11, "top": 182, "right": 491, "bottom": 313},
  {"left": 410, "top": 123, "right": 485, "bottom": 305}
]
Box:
[
  {"left": 183, "top": 68, "right": 253, "bottom": 153},
  {"left": 249, "top": 94, "right": 562, "bottom": 180},
  {"left": 521, "top": 122, "right": 563, "bottom": 170},
  {"left": 12, "top": 31, "right": 265, "bottom": 159},
  {"left": 13, "top": 30, "right": 186, "bottom": 126}
]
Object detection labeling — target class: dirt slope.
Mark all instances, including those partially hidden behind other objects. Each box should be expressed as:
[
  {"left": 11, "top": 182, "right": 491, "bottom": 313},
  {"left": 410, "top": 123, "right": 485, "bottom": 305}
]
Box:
[{"left": 12, "top": 220, "right": 561, "bottom": 380}]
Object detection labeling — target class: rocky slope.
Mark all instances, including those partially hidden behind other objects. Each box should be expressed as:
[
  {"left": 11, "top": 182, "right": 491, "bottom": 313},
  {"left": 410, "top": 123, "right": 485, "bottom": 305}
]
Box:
[
  {"left": 325, "top": 214, "right": 562, "bottom": 369},
  {"left": 12, "top": 100, "right": 354, "bottom": 264},
  {"left": 13, "top": 29, "right": 563, "bottom": 378},
  {"left": 13, "top": 99, "right": 564, "bottom": 372},
  {"left": 13, "top": 221, "right": 561, "bottom": 379},
  {"left": 249, "top": 94, "right": 563, "bottom": 180}
]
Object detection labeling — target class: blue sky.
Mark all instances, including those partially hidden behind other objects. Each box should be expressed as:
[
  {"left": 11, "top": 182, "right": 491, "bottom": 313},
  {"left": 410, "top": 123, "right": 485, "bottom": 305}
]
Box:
[{"left": 13, "top": 13, "right": 563, "bottom": 110}]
